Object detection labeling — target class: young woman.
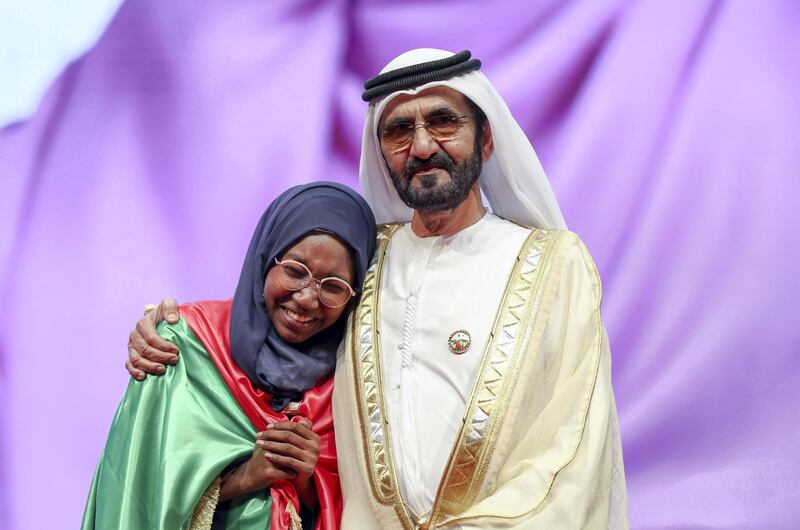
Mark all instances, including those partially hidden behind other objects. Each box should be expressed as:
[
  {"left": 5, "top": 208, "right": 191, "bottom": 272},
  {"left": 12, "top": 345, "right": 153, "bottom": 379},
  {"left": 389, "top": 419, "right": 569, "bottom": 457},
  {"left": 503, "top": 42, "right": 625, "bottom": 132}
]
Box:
[{"left": 82, "top": 182, "right": 377, "bottom": 530}]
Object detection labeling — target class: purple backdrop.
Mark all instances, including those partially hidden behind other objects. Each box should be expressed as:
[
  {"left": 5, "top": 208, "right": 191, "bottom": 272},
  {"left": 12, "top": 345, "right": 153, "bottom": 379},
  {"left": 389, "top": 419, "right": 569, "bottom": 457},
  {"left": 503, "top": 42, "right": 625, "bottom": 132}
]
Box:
[{"left": 2, "top": 1, "right": 799, "bottom": 528}]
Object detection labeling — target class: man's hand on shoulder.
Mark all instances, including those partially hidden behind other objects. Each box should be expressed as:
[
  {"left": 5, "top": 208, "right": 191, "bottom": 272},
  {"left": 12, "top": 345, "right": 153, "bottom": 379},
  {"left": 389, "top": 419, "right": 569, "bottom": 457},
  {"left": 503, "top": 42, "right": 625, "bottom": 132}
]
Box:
[{"left": 125, "top": 297, "right": 181, "bottom": 380}]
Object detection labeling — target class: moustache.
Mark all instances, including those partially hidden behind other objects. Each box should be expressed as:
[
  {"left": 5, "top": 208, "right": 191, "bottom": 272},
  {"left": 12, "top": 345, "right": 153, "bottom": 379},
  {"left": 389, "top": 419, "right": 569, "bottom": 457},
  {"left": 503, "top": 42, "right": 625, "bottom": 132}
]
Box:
[{"left": 402, "top": 152, "right": 456, "bottom": 180}]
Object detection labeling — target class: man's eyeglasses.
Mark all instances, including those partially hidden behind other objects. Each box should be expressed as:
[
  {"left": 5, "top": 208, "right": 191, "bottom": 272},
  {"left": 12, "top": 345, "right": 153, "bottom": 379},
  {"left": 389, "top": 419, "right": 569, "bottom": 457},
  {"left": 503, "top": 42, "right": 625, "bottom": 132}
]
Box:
[
  {"left": 379, "top": 114, "right": 473, "bottom": 153},
  {"left": 273, "top": 258, "right": 356, "bottom": 308}
]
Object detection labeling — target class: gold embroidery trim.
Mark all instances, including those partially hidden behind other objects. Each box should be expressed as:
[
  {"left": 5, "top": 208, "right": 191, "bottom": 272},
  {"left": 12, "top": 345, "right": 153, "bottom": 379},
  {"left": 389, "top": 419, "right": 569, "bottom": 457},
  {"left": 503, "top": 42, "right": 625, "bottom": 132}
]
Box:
[
  {"left": 286, "top": 502, "right": 303, "bottom": 530},
  {"left": 350, "top": 223, "right": 414, "bottom": 528},
  {"left": 187, "top": 476, "right": 221, "bottom": 530},
  {"left": 427, "top": 228, "right": 557, "bottom": 526},
  {"left": 351, "top": 225, "right": 556, "bottom": 529},
  {"left": 434, "top": 233, "right": 608, "bottom": 526}
]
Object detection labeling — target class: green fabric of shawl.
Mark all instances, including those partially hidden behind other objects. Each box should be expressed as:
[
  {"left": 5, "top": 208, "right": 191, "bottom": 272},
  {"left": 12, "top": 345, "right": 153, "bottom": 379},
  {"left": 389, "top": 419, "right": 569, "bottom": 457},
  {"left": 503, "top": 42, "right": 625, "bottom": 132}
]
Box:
[{"left": 82, "top": 319, "right": 271, "bottom": 529}]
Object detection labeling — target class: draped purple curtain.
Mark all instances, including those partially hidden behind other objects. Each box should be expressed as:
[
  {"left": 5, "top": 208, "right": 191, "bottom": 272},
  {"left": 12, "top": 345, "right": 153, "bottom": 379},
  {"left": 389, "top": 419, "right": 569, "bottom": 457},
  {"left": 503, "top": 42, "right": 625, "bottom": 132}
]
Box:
[{"left": 1, "top": 1, "right": 798, "bottom": 528}]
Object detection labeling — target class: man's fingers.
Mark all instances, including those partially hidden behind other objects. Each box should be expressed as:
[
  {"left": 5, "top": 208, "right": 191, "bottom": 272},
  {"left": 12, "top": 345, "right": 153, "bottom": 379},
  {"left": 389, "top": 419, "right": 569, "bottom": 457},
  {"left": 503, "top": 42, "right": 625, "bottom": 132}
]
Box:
[
  {"left": 158, "top": 297, "right": 180, "bottom": 324},
  {"left": 125, "top": 299, "right": 180, "bottom": 379},
  {"left": 136, "top": 318, "right": 179, "bottom": 356},
  {"left": 128, "top": 348, "right": 166, "bottom": 375},
  {"left": 130, "top": 330, "right": 177, "bottom": 365},
  {"left": 125, "top": 359, "right": 146, "bottom": 381}
]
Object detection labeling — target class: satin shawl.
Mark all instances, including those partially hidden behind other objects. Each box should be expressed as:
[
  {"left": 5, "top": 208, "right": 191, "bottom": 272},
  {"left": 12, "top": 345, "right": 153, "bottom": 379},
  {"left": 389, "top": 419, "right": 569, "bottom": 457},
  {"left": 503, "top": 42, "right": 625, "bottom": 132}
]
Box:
[
  {"left": 230, "top": 182, "right": 377, "bottom": 410},
  {"left": 182, "top": 300, "right": 343, "bottom": 530}
]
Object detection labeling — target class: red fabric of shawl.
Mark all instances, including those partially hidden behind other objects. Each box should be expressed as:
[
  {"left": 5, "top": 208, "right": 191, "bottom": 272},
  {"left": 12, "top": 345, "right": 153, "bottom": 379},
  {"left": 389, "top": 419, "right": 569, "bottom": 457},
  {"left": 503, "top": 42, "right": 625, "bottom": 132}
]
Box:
[{"left": 180, "top": 300, "right": 341, "bottom": 530}]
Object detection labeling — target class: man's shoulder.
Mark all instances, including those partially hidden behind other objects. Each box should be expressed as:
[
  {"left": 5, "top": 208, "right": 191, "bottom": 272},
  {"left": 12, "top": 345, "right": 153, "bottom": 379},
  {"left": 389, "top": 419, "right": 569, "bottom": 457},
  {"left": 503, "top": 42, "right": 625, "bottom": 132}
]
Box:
[
  {"left": 539, "top": 230, "right": 602, "bottom": 297},
  {"left": 530, "top": 228, "right": 596, "bottom": 265},
  {"left": 490, "top": 215, "right": 578, "bottom": 244},
  {"left": 489, "top": 215, "right": 581, "bottom": 242},
  {"left": 494, "top": 221, "right": 598, "bottom": 271}
]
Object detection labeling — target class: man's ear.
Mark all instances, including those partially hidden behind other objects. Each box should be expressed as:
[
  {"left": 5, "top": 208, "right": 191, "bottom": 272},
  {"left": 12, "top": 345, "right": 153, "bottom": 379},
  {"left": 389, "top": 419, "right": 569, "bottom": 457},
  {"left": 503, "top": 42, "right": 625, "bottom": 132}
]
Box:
[{"left": 481, "top": 121, "right": 494, "bottom": 162}]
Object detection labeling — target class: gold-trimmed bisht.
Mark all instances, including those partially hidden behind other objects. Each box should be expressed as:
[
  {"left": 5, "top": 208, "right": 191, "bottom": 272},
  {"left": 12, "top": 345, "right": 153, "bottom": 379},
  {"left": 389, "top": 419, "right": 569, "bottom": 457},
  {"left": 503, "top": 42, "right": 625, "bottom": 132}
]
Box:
[{"left": 349, "top": 224, "right": 559, "bottom": 529}]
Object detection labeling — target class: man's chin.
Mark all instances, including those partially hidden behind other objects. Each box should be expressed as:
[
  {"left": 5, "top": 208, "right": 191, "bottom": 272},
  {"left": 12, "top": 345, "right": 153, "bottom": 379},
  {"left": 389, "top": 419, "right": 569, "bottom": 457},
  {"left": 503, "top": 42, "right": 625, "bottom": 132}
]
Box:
[
  {"left": 403, "top": 188, "right": 465, "bottom": 211},
  {"left": 411, "top": 170, "right": 449, "bottom": 188}
]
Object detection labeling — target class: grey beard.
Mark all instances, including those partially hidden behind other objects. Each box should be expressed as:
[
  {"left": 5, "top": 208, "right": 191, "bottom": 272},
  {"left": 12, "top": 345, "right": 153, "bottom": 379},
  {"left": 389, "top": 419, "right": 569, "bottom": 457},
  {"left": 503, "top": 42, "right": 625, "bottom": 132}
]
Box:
[{"left": 389, "top": 148, "right": 482, "bottom": 212}]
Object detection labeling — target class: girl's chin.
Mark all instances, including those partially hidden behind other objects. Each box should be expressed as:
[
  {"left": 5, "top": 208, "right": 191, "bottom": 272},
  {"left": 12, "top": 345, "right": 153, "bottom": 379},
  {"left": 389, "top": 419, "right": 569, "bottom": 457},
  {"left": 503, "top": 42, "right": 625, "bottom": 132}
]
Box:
[{"left": 275, "top": 320, "right": 320, "bottom": 344}]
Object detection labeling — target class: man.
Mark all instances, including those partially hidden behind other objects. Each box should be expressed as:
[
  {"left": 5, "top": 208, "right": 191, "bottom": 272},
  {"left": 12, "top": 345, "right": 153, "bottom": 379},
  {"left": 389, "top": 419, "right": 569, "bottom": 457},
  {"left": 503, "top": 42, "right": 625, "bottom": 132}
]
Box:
[{"left": 128, "top": 49, "right": 628, "bottom": 528}]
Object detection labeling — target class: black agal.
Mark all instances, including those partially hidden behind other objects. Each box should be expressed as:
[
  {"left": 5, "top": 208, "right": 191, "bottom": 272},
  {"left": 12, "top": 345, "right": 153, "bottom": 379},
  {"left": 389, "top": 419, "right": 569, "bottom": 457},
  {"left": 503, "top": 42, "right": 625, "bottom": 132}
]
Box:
[{"left": 361, "top": 50, "right": 482, "bottom": 102}]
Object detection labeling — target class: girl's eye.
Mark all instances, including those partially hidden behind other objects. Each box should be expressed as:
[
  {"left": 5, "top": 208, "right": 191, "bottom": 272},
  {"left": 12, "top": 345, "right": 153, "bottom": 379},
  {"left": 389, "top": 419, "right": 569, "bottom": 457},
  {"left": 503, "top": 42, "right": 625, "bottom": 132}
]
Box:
[
  {"left": 283, "top": 264, "right": 308, "bottom": 278},
  {"left": 322, "top": 281, "right": 347, "bottom": 294}
]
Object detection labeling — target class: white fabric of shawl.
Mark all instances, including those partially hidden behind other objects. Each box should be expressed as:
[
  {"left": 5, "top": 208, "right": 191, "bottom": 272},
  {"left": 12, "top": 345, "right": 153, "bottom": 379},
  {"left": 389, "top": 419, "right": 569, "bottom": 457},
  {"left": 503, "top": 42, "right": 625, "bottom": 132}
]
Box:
[{"left": 359, "top": 48, "right": 567, "bottom": 230}]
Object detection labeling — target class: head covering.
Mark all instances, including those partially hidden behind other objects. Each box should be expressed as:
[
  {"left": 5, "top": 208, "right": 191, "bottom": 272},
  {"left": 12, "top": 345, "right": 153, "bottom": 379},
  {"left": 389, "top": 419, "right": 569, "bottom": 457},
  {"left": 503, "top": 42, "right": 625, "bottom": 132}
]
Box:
[
  {"left": 361, "top": 50, "right": 481, "bottom": 101},
  {"left": 359, "top": 48, "right": 567, "bottom": 229},
  {"left": 230, "top": 182, "right": 377, "bottom": 410}
]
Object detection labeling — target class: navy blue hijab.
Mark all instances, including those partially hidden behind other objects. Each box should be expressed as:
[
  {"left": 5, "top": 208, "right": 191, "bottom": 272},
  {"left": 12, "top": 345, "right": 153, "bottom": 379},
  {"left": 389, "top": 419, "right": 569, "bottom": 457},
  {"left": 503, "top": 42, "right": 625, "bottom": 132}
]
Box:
[{"left": 230, "top": 182, "right": 377, "bottom": 411}]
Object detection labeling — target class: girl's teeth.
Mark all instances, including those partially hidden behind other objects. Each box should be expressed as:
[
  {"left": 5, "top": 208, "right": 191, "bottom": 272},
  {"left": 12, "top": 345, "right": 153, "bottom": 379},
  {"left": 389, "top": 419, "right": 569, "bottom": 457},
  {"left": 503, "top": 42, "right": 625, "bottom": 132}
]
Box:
[{"left": 286, "top": 308, "right": 312, "bottom": 323}]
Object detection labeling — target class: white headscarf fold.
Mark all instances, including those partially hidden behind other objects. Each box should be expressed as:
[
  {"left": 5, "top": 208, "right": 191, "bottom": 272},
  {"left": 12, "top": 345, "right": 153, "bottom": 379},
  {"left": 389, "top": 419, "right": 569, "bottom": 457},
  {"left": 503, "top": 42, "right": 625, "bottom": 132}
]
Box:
[{"left": 359, "top": 48, "right": 567, "bottom": 229}]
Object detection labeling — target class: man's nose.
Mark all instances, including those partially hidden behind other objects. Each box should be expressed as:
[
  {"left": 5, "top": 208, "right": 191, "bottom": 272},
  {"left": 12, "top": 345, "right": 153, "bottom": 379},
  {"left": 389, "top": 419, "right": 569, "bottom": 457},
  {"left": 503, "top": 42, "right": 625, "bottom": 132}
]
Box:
[
  {"left": 292, "top": 285, "right": 320, "bottom": 309},
  {"left": 408, "top": 126, "right": 440, "bottom": 160}
]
